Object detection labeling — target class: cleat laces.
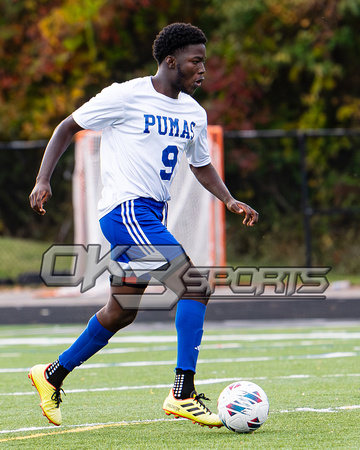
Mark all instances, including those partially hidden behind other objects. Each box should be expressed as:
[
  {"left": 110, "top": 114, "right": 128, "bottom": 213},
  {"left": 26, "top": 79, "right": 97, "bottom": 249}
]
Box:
[
  {"left": 51, "top": 387, "right": 65, "bottom": 408},
  {"left": 193, "top": 393, "right": 212, "bottom": 414}
]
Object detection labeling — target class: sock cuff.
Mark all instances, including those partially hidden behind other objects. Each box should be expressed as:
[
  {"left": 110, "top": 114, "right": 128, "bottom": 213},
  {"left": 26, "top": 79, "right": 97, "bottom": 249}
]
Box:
[
  {"left": 175, "top": 368, "right": 195, "bottom": 375},
  {"left": 89, "top": 314, "right": 114, "bottom": 341}
]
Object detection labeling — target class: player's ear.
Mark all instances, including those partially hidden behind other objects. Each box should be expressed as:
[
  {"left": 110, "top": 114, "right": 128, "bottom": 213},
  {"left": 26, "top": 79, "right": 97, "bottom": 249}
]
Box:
[{"left": 165, "top": 55, "right": 176, "bottom": 69}]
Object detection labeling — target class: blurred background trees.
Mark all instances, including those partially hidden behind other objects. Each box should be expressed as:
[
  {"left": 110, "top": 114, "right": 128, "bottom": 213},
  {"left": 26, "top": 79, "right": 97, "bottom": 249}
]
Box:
[{"left": 1, "top": 0, "right": 360, "bottom": 274}]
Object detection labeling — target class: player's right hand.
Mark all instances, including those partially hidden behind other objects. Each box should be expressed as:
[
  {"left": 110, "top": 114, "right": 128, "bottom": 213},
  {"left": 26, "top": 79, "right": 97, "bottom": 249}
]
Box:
[{"left": 29, "top": 181, "right": 52, "bottom": 215}]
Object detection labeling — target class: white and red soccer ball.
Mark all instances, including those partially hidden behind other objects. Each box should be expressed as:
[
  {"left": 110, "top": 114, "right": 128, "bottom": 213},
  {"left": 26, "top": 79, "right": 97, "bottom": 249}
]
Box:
[{"left": 217, "top": 381, "right": 269, "bottom": 433}]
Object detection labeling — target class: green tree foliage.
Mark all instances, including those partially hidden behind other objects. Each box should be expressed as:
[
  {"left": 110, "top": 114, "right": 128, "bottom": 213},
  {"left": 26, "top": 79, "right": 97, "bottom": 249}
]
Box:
[
  {"left": 0, "top": 0, "right": 209, "bottom": 140},
  {"left": 203, "top": 0, "right": 360, "bottom": 130},
  {"left": 3, "top": 0, "right": 360, "bottom": 140}
]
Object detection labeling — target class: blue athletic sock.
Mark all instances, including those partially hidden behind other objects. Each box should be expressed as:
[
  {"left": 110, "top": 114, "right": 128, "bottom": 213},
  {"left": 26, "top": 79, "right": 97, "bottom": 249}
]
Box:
[
  {"left": 175, "top": 299, "right": 206, "bottom": 373},
  {"left": 58, "top": 314, "right": 114, "bottom": 371}
]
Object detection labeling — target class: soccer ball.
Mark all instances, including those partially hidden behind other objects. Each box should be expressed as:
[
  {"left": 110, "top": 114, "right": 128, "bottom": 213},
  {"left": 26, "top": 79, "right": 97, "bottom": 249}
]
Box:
[{"left": 217, "top": 381, "right": 269, "bottom": 433}]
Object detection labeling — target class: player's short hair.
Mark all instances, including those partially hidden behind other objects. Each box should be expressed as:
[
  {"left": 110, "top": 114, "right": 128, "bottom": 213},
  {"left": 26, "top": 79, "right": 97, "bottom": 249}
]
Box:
[{"left": 152, "top": 23, "right": 207, "bottom": 65}]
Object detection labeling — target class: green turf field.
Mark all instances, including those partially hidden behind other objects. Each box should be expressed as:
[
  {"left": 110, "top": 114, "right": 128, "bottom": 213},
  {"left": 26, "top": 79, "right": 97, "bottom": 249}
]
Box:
[{"left": 0, "top": 322, "right": 359, "bottom": 448}]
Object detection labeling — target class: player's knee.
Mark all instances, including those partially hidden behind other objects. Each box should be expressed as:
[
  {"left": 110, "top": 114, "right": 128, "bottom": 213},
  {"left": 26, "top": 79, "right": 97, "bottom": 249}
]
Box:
[
  {"left": 115, "top": 309, "right": 137, "bottom": 329},
  {"left": 106, "top": 308, "right": 138, "bottom": 332},
  {"left": 97, "top": 298, "right": 138, "bottom": 332}
]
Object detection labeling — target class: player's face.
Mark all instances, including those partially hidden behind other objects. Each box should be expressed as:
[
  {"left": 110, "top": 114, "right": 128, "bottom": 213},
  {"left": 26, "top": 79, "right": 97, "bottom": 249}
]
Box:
[{"left": 174, "top": 44, "right": 206, "bottom": 96}]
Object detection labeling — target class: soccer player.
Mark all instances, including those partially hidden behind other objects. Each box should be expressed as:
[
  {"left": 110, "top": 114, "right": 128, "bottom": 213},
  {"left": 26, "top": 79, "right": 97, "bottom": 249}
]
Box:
[{"left": 28, "top": 23, "right": 258, "bottom": 428}]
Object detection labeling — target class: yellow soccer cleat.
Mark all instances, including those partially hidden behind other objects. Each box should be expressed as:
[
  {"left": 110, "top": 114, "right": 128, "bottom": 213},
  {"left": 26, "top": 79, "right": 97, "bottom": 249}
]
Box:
[
  {"left": 28, "top": 364, "right": 64, "bottom": 426},
  {"left": 163, "top": 389, "right": 223, "bottom": 428}
]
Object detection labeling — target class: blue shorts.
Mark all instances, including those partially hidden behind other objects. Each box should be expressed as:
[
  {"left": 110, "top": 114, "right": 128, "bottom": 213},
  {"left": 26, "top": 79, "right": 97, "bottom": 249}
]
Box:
[{"left": 99, "top": 197, "right": 185, "bottom": 276}]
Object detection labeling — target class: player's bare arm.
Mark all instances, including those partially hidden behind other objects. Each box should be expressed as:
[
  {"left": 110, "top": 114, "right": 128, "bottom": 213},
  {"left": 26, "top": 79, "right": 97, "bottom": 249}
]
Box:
[
  {"left": 190, "top": 163, "right": 259, "bottom": 226},
  {"left": 29, "top": 115, "right": 84, "bottom": 215}
]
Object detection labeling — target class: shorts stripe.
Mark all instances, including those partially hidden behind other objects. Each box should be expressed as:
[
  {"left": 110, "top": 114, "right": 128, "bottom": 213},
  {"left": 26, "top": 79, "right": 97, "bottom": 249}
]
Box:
[
  {"left": 121, "top": 201, "right": 158, "bottom": 257},
  {"left": 124, "top": 201, "right": 145, "bottom": 245},
  {"left": 162, "top": 202, "right": 168, "bottom": 226},
  {"left": 120, "top": 202, "right": 149, "bottom": 256},
  {"left": 130, "top": 200, "right": 154, "bottom": 248}
]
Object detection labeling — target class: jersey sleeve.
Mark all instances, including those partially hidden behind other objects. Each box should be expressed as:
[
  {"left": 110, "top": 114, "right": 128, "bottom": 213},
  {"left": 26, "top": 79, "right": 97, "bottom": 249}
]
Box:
[
  {"left": 185, "top": 122, "right": 212, "bottom": 167},
  {"left": 72, "top": 83, "right": 125, "bottom": 131}
]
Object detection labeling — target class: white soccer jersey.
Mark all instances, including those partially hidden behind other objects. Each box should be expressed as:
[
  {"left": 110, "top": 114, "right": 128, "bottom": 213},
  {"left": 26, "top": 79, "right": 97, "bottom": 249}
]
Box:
[{"left": 72, "top": 76, "right": 211, "bottom": 218}]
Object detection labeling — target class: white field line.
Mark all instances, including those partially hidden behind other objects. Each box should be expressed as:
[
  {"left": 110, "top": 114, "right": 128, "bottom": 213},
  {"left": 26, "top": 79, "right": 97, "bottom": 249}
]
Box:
[
  {"left": 0, "top": 342, "right": 305, "bottom": 358},
  {"left": 0, "top": 353, "right": 21, "bottom": 358},
  {"left": 1, "top": 373, "right": 360, "bottom": 397},
  {"left": 1, "top": 331, "right": 360, "bottom": 346},
  {"left": 0, "top": 351, "right": 359, "bottom": 375},
  {"left": 0, "top": 340, "right": 343, "bottom": 358},
  {"left": 279, "top": 405, "right": 360, "bottom": 413},
  {"left": 1, "top": 405, "right": 360, "bottom": 439},
  {"left": 0, "top": 418, "right": 185, "bottom": 439}
]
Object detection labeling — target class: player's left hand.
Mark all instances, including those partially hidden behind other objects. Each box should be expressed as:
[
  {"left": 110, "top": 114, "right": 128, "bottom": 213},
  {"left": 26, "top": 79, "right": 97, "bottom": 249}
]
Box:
[{"left": 226, "top": 199, "right": 259, "bottom": 226}]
